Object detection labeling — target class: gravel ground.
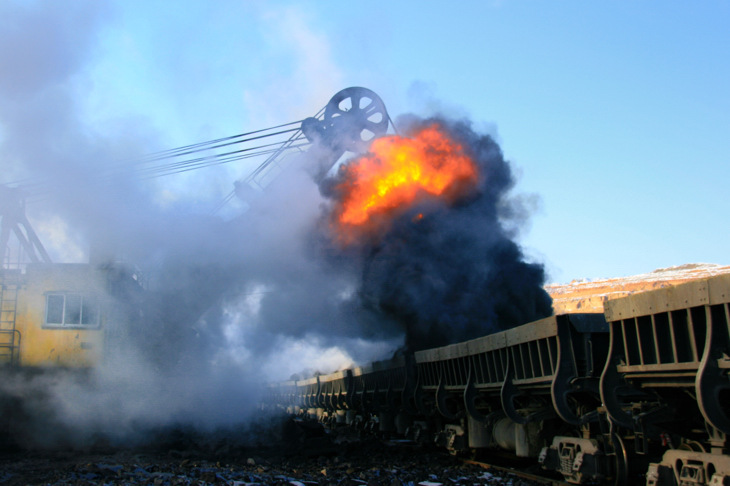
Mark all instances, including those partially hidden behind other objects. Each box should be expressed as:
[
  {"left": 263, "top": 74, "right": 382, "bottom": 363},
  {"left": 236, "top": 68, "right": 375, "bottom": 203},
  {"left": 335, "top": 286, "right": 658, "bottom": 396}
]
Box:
[{"left": 0, "top": 420, "right": 546, "bottom": 486}]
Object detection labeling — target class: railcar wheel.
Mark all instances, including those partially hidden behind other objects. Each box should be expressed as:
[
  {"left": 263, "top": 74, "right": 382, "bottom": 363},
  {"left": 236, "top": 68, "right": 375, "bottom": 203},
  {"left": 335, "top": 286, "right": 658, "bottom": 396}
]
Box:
[
  {"left": 609, "top": 433, "right": 629, "bottom": 486},
  {"left": 678, "top": 440, "right": 707, "bottom": 453}
]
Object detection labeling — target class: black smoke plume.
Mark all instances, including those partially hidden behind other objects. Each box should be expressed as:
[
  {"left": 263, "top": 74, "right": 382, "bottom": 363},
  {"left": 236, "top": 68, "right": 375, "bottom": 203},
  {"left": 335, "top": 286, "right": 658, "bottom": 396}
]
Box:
[{"left": 319, "top": 116, "right": 553, "bottom": 351}]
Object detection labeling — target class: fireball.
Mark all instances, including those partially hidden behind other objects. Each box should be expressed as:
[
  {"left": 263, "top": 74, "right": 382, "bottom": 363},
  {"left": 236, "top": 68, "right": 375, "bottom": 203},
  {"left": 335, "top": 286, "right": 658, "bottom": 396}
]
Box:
[{"left": 335, "top": 124, "right": 479, "bottom": 231}]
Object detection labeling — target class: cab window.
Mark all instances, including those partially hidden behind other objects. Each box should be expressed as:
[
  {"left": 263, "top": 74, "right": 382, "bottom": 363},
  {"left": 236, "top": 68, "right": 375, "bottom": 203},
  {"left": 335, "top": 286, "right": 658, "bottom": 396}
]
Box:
[{"left": 44, "top": 293, "right": 100, "bottom": 328}]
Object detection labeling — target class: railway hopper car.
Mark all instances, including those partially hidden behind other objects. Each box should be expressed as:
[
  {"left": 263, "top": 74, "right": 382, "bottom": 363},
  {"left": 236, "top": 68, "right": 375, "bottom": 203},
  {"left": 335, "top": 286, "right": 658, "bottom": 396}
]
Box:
[
  {"left": 267, "top": 358, "right": 412, "bottom": 433},
  {"left": 414, "top": 313, "right": 615, "bottom": 483},
  {"left": 349, "top": 356, "right": 410, "bottom": 432},
  {"left": 264, "top": 380, "right": 299, "bottom": 415},
  {"left": 318, "top": 370, "right": 352, "bottom": 425},
  {"left": 600, "top": 274, "right": 730, "bottom": 485}
]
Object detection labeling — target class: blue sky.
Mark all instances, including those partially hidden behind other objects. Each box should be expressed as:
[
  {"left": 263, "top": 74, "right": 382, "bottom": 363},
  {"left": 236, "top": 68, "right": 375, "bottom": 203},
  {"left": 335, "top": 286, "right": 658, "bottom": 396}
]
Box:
[{"left": 3, "top": 0, "right": 729, "bottom": 283}]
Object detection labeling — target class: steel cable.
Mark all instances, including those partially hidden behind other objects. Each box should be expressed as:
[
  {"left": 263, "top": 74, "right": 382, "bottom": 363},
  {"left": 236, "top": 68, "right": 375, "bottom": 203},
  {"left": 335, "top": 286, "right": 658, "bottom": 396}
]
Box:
[{"left": 2, "top": 121, "right": 307, "bottom": 192}]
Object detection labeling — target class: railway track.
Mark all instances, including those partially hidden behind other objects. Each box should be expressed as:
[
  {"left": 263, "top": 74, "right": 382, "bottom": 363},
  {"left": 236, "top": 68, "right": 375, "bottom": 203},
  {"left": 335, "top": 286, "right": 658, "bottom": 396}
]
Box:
[
  {"left": 0, "top": 432, "right": 569, "bottom": 486},
  {"left": 457, "top": 457, "right": 571, "bottom": 486}
]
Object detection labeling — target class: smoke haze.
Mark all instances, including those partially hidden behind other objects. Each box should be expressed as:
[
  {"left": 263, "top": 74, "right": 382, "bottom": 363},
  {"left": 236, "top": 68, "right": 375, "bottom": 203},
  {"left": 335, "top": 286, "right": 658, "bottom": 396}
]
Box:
[
  {"left": 0, "top": 0, "right": 387, "bottom": 447},
  {"left": 0, "top": 1, "right": 550, "bottom": 447}
]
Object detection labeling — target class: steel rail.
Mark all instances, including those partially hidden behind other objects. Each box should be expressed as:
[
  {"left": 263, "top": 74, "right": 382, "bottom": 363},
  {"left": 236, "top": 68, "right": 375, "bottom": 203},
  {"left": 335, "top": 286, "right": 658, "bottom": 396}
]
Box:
[{"left": 458, "top": 457, "right": 571, "bottom": 486}]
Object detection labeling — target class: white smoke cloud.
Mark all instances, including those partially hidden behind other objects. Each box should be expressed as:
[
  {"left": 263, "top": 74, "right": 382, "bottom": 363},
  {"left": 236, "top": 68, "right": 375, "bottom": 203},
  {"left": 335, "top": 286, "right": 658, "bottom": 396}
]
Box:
[
  {"left": 0, "top": 0, "right": 399, "bottom": 447},
  {"left": 28, "top": 214, "right": 87, "bottom": 263}
]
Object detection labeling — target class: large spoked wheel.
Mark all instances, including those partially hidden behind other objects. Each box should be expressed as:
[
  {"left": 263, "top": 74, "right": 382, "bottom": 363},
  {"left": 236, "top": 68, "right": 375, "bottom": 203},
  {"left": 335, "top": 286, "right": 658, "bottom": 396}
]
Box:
[{"left": 323, "top": 87, "right": 390, "bottom": 153}]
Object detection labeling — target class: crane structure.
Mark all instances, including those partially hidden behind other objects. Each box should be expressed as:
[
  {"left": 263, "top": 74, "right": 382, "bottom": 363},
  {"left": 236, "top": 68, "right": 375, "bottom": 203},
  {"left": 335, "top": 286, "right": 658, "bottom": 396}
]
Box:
[
  {"left": 0, "top": 87, "right": 393, "bottom": 368},
  {"left": 0, "top": 87, "right": 393, "bottom": 266},
  {"left": 0, "top": 185, "right": 52, "bottom": 269}
]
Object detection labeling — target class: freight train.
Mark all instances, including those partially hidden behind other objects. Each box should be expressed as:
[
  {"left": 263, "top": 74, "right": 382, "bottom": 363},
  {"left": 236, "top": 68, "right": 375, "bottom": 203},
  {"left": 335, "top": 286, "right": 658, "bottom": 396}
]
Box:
[{"left": 263, "top": 274, "right": 730, "bottom": 486}]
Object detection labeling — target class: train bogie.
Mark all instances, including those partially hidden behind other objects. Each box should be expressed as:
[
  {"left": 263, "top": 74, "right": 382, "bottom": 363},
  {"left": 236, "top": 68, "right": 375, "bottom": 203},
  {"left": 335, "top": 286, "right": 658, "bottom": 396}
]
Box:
[
  {"left": 539, "top": 436, "right": 608, "bottom": 483},
  {"left": 646, "top": 449, "right": 730, "bottom": 486}
]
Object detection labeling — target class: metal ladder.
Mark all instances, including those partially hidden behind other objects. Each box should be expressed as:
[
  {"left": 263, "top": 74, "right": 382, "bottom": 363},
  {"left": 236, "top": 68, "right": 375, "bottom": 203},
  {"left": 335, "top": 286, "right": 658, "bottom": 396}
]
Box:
[{"left": 0, "top": 269, "right": 21, "bottom": 366}]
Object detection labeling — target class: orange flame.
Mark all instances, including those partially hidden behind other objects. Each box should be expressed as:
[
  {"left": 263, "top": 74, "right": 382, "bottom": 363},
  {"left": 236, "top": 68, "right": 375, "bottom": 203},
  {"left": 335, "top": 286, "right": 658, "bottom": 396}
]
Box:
[{"left": 336, "top": 124, "right": 479, "bottom": 229}]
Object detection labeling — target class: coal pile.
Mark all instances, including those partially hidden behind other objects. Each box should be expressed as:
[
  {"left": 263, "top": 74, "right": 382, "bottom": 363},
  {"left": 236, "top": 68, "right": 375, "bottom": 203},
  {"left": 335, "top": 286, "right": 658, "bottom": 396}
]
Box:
[{"left": 0, "top": 424, "right": 546, "bottom": 486}]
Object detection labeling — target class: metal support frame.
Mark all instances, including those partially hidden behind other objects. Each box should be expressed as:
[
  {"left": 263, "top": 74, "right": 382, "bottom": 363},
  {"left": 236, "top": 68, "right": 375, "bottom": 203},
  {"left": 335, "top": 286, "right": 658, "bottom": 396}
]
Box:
[{"left": 1, "top": 185, "right": 52, "bottom": 268}]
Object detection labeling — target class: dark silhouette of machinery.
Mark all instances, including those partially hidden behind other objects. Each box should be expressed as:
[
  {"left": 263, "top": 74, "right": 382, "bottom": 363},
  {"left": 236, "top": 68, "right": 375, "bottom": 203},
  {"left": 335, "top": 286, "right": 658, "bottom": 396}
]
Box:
[
  {"left": 233, "top": 86, "right": 393, "bottom": 203},
  {"left": 0, "top": 185, "right": 51, "bottom": 267}
]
